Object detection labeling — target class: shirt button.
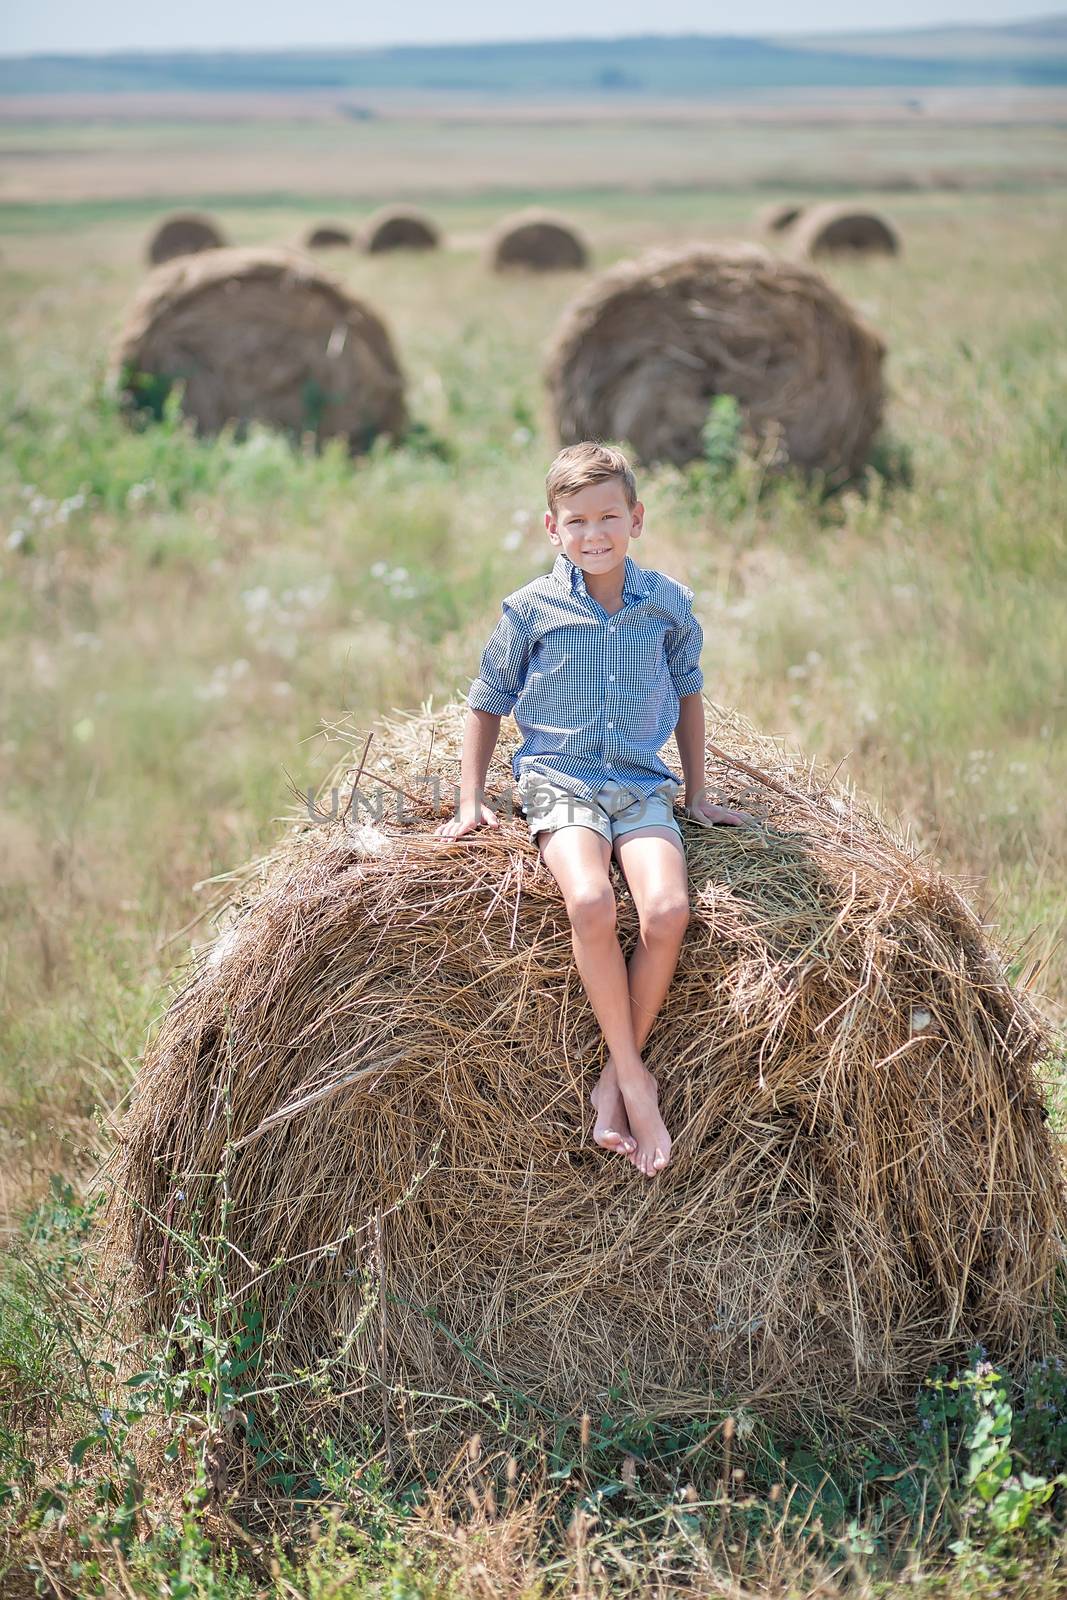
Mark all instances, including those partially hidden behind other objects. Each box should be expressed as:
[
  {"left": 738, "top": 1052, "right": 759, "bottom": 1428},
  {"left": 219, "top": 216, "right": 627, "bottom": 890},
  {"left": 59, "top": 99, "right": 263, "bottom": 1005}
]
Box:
[
  {"left": 607, "top": 721, "right": 614, "bottom": 729},
  {"left": 609, "top": 673, "right": 616, "bottom": 681}
]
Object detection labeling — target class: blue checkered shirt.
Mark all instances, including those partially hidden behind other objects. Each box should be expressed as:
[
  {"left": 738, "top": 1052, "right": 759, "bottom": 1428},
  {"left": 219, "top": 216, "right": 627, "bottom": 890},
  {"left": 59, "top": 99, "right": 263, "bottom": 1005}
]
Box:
[{"left": 467, "top": 551, "right": 704, "bottom": 803}]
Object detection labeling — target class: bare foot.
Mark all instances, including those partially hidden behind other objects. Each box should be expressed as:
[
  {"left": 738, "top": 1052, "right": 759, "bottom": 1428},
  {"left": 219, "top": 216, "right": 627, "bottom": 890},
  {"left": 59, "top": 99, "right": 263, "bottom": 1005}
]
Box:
[
  {"left": 616, "top": 1062, "right": 672, "bottom": 1178},
  {"left": 590, "top": 1061, "right": 636, "bottom": 1157}
]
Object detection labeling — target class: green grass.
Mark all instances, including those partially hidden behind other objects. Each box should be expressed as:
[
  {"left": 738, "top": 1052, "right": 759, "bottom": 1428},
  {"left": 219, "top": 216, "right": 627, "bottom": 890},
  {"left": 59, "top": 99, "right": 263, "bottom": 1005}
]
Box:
[{"left": 0, "top": 180, "right": 1065, "bottom": 1595}]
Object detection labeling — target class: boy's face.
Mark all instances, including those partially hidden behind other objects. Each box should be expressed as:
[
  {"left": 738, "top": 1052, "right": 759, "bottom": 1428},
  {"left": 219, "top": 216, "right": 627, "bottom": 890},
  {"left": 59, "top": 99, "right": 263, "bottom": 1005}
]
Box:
[{"left": 544, "top": 478, "right": 644, "bottom": 578}]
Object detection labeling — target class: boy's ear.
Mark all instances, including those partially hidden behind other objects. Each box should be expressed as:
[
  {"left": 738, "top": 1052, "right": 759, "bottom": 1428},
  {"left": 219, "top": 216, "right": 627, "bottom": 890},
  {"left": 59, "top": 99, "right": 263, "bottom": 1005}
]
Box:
[
  {"left": 631, "top": 500, "right": 645, "bottom": 536},
  {"left": 545, "top": 510, "right": 560, "bottom": 544}
]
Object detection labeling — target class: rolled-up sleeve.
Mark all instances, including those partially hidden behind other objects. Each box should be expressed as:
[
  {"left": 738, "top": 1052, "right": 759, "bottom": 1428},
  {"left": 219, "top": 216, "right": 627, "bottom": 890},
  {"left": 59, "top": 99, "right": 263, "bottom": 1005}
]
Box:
[
  {"left": 467, "top": 601, "right": 532, "bottom": 717},
  {"left": 665, "top": 600, "right": 704, "bottom": 698}
]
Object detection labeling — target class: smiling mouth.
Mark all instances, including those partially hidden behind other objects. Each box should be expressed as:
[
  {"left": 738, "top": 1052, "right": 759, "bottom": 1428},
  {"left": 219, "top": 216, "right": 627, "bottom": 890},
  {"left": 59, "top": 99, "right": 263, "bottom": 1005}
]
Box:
[{"left": 584, "top": 548, "right": 611, "bottom": 556}]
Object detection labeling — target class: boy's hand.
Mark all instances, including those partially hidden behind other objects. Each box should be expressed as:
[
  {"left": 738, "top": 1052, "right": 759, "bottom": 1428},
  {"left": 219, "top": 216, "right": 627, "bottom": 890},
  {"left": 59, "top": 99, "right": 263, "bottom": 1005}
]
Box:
[
  {"left": 684, "top": 794, "right": 756, "bottom": 828},
  {"left": 434, "top": 800, "right": 501, "bottom": 841}
]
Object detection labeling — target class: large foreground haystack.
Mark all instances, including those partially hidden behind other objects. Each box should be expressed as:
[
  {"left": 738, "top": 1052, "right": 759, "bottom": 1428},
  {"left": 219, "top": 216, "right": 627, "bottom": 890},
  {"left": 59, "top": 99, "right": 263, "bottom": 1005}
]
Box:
[
  {"left": 792, "top": 204, "right": 900, "bottom": 259},
  {"left": 110, "top": 247, "right": 407, "bottom": 453},
  {"left": 111, "top": 701, "right": 1064, "bottom": 1460},
  {"left": 489, "top": 210, "right": 589, "bottom": 272},
  {"left": 363, "top": 207, "right": 441, "bottom": 253},
  {"left": 147, "top": 212, "right": 227, "bottom": 266},
  {"left": 545, "top": 244, "right": 886, "bottom": 479}
]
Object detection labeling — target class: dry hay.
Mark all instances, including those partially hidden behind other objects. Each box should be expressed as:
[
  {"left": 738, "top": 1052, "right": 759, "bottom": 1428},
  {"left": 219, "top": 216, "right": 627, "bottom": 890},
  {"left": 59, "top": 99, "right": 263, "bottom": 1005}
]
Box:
[
  {"left": 791, "top": 204, "right": 900, "bottom": 259},
  {"left": 489, "top": 210, "right": 589, "bottom": 273},
  {"left": 110, "top": 247, "right": 407, "bottom": 454},
  {"left": 758, "top": 201, "right": 805, "bottom": 234},
  {"left": 109, "top": 699, "right": 1065, "bottom": 1463},
  {"left": 363, "top": 206, "right": 441, "bottom": 253},
  {"left": 545, "top": 243, "right": 886, "bottom": 481},
  {"left": 305, "top": 223, "right": 353, "bottom": 249},
  {"left": 147, "top": 212, "right": 226, "bottom": 266}
]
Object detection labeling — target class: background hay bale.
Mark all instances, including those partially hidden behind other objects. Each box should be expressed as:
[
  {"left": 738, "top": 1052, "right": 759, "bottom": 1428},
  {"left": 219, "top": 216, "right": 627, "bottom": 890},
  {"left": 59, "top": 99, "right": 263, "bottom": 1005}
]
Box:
[
  {"left": 110, "top": 246, "right": 407, "bottom": 453},
  {"left": 147, "top": 212, "right": 226, "bottom": 267},
  {"left": 363, "top": 206, "right": 440, "bottom": 253},
  {"left": 489, "top": 210, "right": 589, "bottom": 272},
  {"left": 758, "top": 201, "right": 804, "bottom": 234},
  {"left": 305, "top": 223, "right": 353, "bottom": 249},
  {"left": 545, "top": 243, "right": 886, "bottom": 480},
  {"left": 792, "top": 203, "right": 900, "bottom": 258},
  {"left": 110, "top": 700, "right": 1064, "bottom": 1464}
]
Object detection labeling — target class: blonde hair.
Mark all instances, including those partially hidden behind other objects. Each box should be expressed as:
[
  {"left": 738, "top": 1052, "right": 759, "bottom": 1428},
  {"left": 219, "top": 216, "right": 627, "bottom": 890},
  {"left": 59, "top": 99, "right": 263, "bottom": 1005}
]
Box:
[{"left": 545, "top": 441, "right": 637, "bottom": 516}]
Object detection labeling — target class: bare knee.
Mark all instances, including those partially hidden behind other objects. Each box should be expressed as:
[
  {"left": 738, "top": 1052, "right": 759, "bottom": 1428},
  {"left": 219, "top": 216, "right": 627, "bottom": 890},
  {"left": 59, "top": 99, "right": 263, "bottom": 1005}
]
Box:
[
  {"left": 567, "top": 881, "right": 617, "bottom": 941},
  {"left": 640, "top": 893, "right": 690, "bottom": 944}
]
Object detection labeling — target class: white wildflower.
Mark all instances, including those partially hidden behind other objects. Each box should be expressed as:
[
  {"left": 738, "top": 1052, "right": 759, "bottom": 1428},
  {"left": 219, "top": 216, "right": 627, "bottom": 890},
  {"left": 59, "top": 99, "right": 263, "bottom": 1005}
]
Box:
[{"left": 241, "top": 585, "right": 272, "bottom": 615}]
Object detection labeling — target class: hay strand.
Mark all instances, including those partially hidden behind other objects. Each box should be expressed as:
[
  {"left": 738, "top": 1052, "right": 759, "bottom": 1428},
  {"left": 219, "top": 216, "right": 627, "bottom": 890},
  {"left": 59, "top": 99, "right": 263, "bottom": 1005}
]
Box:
[
  {"left": 110, "top": 246, "right": 407, "bottom": 454},
  {"left": 545, "top": 243, "right": 886, "bottom": 479}
]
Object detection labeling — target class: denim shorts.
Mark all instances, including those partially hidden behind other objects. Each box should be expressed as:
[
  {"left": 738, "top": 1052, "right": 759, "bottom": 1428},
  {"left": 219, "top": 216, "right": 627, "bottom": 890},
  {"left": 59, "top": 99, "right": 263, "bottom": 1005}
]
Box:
[{"left": 517, "top": 771, "right": 683, "bottom": 847}]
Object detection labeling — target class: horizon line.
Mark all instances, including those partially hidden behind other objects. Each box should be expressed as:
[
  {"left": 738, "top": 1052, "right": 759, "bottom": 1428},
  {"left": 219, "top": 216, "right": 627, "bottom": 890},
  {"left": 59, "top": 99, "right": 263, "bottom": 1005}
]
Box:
[{"left": 2, "top": 12, "right": 1064, "bottom": 64}]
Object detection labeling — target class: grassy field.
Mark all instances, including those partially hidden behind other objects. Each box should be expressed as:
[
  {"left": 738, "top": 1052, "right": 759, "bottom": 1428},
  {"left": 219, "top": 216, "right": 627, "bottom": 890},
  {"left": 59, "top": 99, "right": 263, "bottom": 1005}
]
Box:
[
  {"left": 1, "top": 106, "right": 1066, "bottom": 1594},
  {"left": 4, "top": 98, "right": 1067, "bottom": 204}
]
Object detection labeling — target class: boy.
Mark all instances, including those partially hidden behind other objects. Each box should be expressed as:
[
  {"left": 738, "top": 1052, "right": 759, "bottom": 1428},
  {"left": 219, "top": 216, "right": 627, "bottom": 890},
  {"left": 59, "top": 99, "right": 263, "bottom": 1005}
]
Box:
[{"left": 434, "top": 442, "right": 749, "bottom": 1178}]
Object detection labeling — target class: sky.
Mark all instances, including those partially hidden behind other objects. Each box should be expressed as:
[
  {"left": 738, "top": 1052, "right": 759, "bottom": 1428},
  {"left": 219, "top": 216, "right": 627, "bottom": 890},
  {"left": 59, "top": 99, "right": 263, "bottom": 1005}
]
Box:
[{"left": 0, "top": 2, "right": 1057, "bottom": 55}]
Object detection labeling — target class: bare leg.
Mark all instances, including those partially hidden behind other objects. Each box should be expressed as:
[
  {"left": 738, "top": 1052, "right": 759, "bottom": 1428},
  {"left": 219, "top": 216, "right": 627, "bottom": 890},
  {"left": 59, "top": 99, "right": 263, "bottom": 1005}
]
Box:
[
  {"left": 538, "top": 824, "right": 673, "bottom": 1176},
  {"left": 597, "top": 827, "right": 691, "bottom": 1171}
]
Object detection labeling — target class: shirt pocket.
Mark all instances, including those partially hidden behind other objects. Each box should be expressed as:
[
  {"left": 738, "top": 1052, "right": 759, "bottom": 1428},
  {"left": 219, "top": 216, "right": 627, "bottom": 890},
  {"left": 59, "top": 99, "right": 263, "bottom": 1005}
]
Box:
[
  {"left": 519, "top": 622, "right": 602, "bottom": 741},
  {"left": 616, "top": 613, "right": 675, "bottom": 743}
]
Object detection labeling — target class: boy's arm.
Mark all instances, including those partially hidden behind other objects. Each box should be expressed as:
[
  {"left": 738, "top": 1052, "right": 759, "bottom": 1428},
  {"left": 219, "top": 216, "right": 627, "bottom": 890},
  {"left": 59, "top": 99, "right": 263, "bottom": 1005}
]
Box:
[
  {"left": 675, "top": 692, "right": 707, "bottom": 808},
  {"left": 674, "top": 693, "right": 754, "bottom": 827},
  {"left": 435, "top": 601, "right": 532, "bottom": 840},
  {"left": 435, "top": 709, "right": 503, "bottom": 839}
]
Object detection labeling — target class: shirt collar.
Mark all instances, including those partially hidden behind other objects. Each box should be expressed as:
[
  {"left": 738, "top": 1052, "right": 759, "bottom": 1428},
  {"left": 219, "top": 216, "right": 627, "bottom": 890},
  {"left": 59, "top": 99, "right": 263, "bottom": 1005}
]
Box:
[{"left": 552, "top": 551, "right": 648, "bottom": 601}]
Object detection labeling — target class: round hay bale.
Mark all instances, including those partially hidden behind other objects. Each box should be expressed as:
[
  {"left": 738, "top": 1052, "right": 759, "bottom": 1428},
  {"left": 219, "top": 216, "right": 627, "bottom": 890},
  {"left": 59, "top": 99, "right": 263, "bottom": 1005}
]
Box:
[
  {"left": 110, "top": 247, "right": 407, "bottom": 453},
  {"left": 545, "top": 243, "right": 886, "bottom": 480},
  {"left": 147, "top": 212, "right": 226, "bottom": 266},
  {"left": 791, "top": 203, "right": 900, "bottom": 259},
  {"left": 305, "top": 223, "right": 353, "bottom": 249},
  {"left": 110, "top": 700, "right": 1064, "bottom": 1464},
  {"left": 489, "top": 210, "right": 589, "bottom": 273},
  {"left": 757, "top": 201, "right": 804, "bottom": 234},
  {"left": 363, "top": 206, "right": 440, "bottom": 253}
]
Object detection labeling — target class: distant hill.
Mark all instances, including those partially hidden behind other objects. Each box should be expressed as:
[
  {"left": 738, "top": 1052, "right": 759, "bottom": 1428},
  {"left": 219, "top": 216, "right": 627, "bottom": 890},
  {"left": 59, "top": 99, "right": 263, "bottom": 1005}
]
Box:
[
  {"left": 784, "top": 15, "right": 1067, "bottom": 60},
  {"left": 2, "top": 19, "right": 1067, "bottom": 96}
]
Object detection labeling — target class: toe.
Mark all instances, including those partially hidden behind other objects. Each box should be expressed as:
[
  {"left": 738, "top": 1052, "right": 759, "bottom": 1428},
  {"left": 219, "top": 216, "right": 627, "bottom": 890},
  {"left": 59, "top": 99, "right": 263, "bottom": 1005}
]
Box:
[{"left": 595, "top": 1127, "right": 635, "bottom": 1156}]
